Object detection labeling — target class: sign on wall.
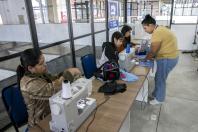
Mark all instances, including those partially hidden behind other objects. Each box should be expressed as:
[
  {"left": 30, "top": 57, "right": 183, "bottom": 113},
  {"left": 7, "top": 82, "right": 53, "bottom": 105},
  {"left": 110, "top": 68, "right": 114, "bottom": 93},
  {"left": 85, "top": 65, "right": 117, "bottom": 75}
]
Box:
[{"left": 108, "top": 0, "right": 119, "bottom": 29}]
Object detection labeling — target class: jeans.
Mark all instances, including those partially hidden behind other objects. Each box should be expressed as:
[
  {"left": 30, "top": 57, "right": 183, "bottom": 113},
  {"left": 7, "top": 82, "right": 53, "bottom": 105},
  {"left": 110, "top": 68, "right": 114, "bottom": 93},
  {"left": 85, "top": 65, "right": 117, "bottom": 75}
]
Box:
[{"left": 153, "top": 57, "right": 179, "bottom": 102}]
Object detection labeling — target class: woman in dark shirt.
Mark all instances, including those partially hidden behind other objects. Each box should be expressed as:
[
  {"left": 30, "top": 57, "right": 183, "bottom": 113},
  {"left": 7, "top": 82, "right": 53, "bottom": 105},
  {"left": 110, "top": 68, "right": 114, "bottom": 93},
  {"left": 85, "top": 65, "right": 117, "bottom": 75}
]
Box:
[{"left": 98, "top": 31, "right": 124, "bottom": 66}]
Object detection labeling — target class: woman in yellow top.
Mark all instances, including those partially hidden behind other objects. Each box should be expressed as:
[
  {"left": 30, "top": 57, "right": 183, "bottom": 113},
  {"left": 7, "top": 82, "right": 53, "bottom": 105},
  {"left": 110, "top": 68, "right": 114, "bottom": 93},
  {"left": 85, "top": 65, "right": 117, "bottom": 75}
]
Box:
[
  {"left": 142, "top": 14, "right": 179, "bottom": 105},
  {"left": 16, "top": 48, "right": 81, "bottom": 127}
]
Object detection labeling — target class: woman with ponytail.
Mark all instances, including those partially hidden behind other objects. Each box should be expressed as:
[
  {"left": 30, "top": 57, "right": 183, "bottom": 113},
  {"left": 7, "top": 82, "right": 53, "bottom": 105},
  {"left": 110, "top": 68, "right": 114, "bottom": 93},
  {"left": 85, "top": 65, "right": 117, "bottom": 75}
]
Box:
[
  {"left": 141, "top": 14, "right": 179, "bottom": 105},
  {"left": 17, "top": 48, "right": 81, "bottom": 127}
]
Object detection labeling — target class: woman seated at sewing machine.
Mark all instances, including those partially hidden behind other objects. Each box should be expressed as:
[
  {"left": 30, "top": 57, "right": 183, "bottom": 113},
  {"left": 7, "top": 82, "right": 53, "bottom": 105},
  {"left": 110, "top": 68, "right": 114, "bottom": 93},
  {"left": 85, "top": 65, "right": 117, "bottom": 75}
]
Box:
[{"left": 16, "top": 48, "right": 81, "bottom": 128}]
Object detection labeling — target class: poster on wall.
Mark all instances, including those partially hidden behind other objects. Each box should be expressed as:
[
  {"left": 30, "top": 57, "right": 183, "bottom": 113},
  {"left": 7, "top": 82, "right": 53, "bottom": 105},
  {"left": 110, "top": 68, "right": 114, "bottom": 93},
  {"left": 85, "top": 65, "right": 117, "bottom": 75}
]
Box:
[{"left": 108, "top": 0, "right": 119, "bottom": 29}]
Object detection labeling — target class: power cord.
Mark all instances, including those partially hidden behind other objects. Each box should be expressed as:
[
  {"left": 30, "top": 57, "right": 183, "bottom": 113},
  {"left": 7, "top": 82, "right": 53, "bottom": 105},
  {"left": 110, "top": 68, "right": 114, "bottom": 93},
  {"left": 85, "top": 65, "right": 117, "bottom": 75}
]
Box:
[
  {"left": 155, "top": 104, "right": 162, "bottom": 132},
  {"left": 86, "top": 96, "right": 110, "bottom": 132}
]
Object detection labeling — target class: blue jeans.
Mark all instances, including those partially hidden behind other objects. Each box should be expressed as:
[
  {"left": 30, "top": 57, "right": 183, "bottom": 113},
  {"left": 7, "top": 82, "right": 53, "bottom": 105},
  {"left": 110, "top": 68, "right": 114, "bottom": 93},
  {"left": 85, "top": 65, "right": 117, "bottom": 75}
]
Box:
[{"left": 153, "top": 57, "right": 179, "bottom": 102}]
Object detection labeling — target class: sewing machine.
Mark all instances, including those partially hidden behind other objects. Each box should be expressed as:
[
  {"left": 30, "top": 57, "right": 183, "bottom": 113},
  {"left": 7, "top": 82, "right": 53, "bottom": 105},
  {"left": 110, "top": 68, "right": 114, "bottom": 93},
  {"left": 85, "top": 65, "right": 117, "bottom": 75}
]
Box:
[
  {"left": 49, "top": 78, "right": 96, "bottom": 132},
  {"left": 119, "top": 48, "right": 136, "bottom": 71}
]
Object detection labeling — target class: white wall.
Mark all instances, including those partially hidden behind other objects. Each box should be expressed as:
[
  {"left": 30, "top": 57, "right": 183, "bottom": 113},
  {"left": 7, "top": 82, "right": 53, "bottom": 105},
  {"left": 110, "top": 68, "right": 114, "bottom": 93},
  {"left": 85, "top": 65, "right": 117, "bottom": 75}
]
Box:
[
  {"left": 0, "top": 0, "right": 28, "bottom": 24},
  {"left": 171, "top": 24, "right": 197, "bottom": 51},
  {"left": 0, "top": 25, "right": 31, "bottom": 42}
]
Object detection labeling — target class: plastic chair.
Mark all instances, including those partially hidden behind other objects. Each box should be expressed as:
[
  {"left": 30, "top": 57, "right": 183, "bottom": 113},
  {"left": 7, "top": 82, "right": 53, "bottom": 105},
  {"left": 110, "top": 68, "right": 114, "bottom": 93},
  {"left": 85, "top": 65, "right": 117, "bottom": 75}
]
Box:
[
  {"left": 81, "top": 54, "right": 97, "bottom": 79},
  {"left": 2, "top": 84, "right": 28, "bottom": 132}
]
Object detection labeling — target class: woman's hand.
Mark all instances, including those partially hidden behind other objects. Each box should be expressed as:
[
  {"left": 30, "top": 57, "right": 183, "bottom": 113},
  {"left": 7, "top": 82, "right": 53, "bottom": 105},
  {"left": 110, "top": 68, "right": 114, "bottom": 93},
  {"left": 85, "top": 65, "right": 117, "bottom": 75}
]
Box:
[
  {"left": 58, "top": 76, "right": 65, "bottom": 82},
  {"left": 66, "top": 68, "right": 81, "bottom": 76},
  {"left": 52, "top": 76, "right": 64, "bottom": 88},
  {"left": 61, "top": 68, "right": 81, "bottom": 82}
]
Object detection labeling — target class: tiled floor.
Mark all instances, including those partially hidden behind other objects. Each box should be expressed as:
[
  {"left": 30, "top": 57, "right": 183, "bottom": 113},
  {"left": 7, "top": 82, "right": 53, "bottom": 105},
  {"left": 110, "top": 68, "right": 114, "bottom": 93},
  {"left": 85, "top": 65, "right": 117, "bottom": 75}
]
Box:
[{"left": 130, "top": 53, "right": 198, "bottom": 132}]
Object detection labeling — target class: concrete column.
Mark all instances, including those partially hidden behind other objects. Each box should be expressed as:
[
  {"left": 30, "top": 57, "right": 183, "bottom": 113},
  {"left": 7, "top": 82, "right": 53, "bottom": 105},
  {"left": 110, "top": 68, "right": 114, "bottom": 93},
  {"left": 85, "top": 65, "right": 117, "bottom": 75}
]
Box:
[{"left": 47, "top": 0, "right": 58, "bottom": 23}]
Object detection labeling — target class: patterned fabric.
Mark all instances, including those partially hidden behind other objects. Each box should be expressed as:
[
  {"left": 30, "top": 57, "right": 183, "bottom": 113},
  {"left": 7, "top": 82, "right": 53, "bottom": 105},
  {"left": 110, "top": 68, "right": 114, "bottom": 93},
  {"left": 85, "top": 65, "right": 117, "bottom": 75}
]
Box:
[{"left": 20, "top": 73, "right": 61, "bottom": 127}]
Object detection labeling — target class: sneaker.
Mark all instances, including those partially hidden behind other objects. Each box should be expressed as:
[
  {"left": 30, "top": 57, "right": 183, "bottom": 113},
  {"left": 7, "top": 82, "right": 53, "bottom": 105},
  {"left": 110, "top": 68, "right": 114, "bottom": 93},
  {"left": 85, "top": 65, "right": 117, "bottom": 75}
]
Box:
[{"left": 149, "top": 98, "right": 163, "bottom": 105}]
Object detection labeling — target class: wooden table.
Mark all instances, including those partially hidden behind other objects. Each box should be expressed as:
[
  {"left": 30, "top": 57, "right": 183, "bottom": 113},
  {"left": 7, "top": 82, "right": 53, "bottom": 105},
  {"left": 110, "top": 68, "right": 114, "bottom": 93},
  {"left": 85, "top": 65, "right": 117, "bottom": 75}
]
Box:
[{"left": 29, "top": 66, "right": 150, "bottom": 132}]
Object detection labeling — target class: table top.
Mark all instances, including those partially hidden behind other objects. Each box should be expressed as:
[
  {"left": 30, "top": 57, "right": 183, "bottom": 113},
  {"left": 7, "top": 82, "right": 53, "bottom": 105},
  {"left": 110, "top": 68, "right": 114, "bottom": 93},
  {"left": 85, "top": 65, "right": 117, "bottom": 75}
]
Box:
[{"left": 29, "top": 66, "right": 150, "bottom": 132}]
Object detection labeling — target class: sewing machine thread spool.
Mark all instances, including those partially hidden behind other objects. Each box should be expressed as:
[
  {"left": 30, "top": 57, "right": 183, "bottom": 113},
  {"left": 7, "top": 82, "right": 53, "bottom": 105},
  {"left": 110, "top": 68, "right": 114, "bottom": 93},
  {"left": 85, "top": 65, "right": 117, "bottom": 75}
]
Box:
[{"left": 62, "top": 80, "right": 72, "bottom": 99}]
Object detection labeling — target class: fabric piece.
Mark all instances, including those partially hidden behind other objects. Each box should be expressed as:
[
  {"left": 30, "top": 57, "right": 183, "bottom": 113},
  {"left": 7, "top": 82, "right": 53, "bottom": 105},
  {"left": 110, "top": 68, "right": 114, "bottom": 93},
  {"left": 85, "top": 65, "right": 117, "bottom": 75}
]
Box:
[
  {"left": 120, "top": 69, "right": 139, "bottom": 82},
  {"left": 136, "top": 55, "right": 146, "bottom": 60},
  {"left": 139, "top": 60, "right": 154, "bottom": 68},
  {"left": 98, "top": 47, "right": 109, "bottom": 67}
]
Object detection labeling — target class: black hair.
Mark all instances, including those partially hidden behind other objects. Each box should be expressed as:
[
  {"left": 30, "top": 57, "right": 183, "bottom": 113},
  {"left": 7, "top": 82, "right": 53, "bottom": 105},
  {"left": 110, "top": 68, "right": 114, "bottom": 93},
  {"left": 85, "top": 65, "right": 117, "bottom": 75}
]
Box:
[
  {"left": 111, "top": 31, "right": 124, "bottom": 44},
  {"left": 16, "top": 49, "right": 42, "bottom": 86},
  {"left": 121, "top": 25, "right": 132, "bottom": 46},
  {"left": 141, "top": 14, "right": 156, "bottom": 25},
  {"left": 121, "top": 25, "right": 132, "bottom": 36}
]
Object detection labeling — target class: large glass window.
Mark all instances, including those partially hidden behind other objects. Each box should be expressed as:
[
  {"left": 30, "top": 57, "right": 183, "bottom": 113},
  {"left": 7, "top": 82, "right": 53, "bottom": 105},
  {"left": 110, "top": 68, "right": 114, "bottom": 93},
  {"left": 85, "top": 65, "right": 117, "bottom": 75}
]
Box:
[
  {"left": 40, "top": 42, "right": 74, "bottom": 74},
  {"left": 119, "top": 0, "right": 124, "bottom": 25},
  {"left": 0, "top": 0, "right": 33, "bottom": 58},
  {"left": 31, "top": 0, "right": 72, "bottom": 67},
  {"left": 172, "top": 0, "right": 198, "bottom": 24},
  {"left": 74, "top": 36, "right": 92, "bottom": 72},
  {"left": 32, "top": 0, "right": 70, "bottom": 46},
  {"left": 0, "top": 0, "right": 33, "bottom": 128},
  {"left": 94, "top": 0, "right": 106, "bottom": 32},
  {"left": 95, "top": 32, "right": 106, "bottom": 61},
  {"left": 125, "top": 1, "right": 158, "bottom": 40},
  {"left": 71, "top": 0, "right": 91, "bottom": 37}
]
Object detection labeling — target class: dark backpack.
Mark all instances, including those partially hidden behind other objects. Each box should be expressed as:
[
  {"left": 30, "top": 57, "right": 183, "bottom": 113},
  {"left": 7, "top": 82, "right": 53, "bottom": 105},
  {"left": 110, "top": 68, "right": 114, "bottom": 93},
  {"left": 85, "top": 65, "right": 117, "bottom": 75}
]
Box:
[
  {"left": 98, "top": 81, "right": 127, "bottom": 95},
  {"left": 94, "top": 61, "right": 120, "bottom": 81}
]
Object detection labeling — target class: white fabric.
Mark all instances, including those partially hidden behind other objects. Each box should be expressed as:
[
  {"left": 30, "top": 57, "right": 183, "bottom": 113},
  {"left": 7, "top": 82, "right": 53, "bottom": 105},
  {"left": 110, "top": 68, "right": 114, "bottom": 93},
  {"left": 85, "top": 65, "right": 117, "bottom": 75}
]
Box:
[{"left": 98, "top": 47, "right": 109, "bottom": 67}]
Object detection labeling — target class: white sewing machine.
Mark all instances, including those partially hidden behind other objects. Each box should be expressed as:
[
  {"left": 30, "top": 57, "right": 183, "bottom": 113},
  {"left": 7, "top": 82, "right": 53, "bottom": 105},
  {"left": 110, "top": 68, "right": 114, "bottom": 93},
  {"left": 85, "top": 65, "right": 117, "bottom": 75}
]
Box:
[
  {"left": 119, "top": 48, "right": 136, "bottom": 71},
  {"left": 49, "top": 78, "right": 96, "bottom": 132}
]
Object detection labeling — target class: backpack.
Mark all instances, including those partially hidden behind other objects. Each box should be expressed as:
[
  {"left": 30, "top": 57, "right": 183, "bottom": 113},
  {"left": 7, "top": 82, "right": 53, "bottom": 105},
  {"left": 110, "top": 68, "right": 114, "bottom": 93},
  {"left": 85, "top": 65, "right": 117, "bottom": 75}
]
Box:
[
  {"left": 98, "top": 81, "right": 127, "bottom": 95},
  {"left": 94, "top": 61, "right": 120, "bottom": 81}
]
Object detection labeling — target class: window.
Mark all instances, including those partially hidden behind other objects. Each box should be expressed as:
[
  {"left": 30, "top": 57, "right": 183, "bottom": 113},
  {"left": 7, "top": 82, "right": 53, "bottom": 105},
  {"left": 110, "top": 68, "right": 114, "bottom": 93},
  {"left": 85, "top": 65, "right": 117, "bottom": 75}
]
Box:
[
  {"left": 0, "top": 0, "right": 33, "bottom": 58},
  {"left": 31, "top": 0, "right": 70, "bottom": 45},
  {"left": 94, "top": 0, "right": 106, "bottom": 32},
  {"left": 172, "top": 0, "right": 198, "bottom": 23},
  {"left": 71, "top": 0, "right": 91, "bottom": 37}
]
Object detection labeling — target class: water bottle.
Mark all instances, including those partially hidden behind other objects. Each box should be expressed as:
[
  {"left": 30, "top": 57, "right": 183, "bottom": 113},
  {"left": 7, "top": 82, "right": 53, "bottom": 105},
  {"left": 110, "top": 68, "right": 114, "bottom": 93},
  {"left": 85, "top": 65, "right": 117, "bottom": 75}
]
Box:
[{"left": 126, "top": 43, "right": 130, "bottom": 53}]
